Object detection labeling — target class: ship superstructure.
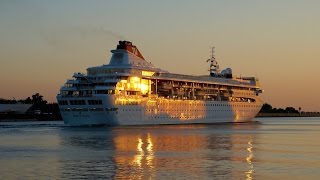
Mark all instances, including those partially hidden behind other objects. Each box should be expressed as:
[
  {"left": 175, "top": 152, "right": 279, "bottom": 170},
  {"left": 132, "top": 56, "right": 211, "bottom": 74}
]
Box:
[{"left": 57, "top": 41, "right": 263, "bottom": 126}]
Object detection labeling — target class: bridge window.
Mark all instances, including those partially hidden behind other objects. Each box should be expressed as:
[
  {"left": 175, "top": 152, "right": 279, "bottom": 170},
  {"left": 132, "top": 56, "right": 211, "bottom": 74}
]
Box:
[
  {"left": 88, "top": 100, "right": 103, "bottom": 105},
  {"left": 70, "top": 100, "right": 86, "bottom": 105},
  {"left": 58, "top": 100, "right": 68, "bottom": 105}
]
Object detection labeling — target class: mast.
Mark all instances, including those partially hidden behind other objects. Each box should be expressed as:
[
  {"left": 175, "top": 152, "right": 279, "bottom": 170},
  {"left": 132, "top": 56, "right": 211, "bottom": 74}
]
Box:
[{"left": 206, "top": 47, "right": 220, "bottom": 77}]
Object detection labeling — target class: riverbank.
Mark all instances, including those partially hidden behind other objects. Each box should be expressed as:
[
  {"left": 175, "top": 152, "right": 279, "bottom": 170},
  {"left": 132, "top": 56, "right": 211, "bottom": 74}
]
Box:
[
  {"left": 257, "top": 112, "right": 320, "bottom": 117},
  {"left": 1, "top": 112, "right": 320, "bottom": 122},
  {"left": 0, "top": 114, "right": 62, "bottom": 121}
]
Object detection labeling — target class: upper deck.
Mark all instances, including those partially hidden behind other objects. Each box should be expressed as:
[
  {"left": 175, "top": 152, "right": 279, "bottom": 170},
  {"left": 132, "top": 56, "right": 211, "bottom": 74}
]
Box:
[
  {"left": 58, "top": 41, "right": 262, "bottom": 100},
  {"left": 84, "top": 41, "right": 260, "bottom": 89}
]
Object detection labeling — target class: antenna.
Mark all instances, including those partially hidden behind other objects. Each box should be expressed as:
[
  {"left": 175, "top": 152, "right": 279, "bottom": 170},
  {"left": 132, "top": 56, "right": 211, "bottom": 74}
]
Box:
[
  {"left": 211, "top": 47, "right": 215, "bottom": 60},
  {"left": 206, "top": 47, "right": 216, "bottom": 62},
  {"left": 206, "top": 46, "right": 220, "bottom": 77}
]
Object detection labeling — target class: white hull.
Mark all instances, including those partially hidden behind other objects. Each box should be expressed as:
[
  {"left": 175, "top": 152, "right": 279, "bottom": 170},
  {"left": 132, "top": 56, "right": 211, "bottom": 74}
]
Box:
[{"left": 58, "top": 95, "right": 262, "bottom": 126}]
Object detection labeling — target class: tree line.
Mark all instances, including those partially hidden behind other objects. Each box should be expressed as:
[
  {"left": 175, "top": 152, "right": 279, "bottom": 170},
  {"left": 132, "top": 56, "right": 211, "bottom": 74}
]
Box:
[
  {"left": 1, "top": 93, "right": 59, "bottom": 115},
  {"left": 259, "top": 103, "right": 300, "bottom": 114}
]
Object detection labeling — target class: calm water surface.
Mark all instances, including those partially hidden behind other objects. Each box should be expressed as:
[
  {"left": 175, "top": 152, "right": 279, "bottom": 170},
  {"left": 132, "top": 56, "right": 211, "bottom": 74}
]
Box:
[{"left": 1, "top": 117, "right": 320, "bottom": 179}]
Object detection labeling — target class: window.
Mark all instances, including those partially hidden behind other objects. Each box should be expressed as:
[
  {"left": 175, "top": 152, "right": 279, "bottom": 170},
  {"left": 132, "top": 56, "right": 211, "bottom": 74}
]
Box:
[
  {"left": 58, "top": 100, "right": 68, "bottom": 105},
  {"left": 88, "top": 100, "right": 103, "bottom": 105},
  {"left": 70, "top": 100, "right": 86, "bottom": 105},
  {"left": 95, "top": 90, "right": 115, "bottom": 94}
]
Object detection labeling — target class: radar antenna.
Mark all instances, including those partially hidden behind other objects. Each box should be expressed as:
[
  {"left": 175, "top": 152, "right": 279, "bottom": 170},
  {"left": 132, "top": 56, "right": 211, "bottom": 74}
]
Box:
[{"left": 206, "top": 47, "right": 220, "bottom": 77}]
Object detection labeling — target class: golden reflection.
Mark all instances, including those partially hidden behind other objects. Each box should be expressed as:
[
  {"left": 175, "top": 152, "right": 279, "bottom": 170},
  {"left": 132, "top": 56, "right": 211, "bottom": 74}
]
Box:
[
  {"left": 112, "top": 123, "right": 260, "bottom": 179},
  {"left": 113, "top": 129, "right": 206, "bottom": 179},
  {"left": 133, "top": 138, "right": 144, "bottom": 167},
  {"left": 245, "top": 140, "right": 254, "bottom": 180},
  {"left": 146, "top": 133, "right": 154, "bottom": 167},
  {"left": 132, "top": 134, "right": 155, "bottom": 170},
  {"left": 137, "top": 138, "right": 144, "bottom": 153},
  {"left": 114, "top": 133, "right": 155, "bottom": 179}
]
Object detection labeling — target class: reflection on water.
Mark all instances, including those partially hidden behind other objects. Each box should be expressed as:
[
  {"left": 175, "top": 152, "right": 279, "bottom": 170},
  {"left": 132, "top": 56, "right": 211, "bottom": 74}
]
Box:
[
  {"left": 134, "top": 138, "right": 144, "bottom": 167},
  {"left": 2, "top": 118, "right": 320, "bottom": 179},
  {"left": 133, "top": 134, "right": 155, "bottom": 169},
  {"left": 130, "top": 134, "right": 155, "bottom": 179},
  {"left": 0, "top": 122, "right": 259, "bottom": 179},
  {"left": 110, "top": 124, "right": 258, "bottom": 179},
  {"left": 57, "top": 127, "right": 117, "bottom": 179},
  {"left": 246, "top": 140, "right": 254, "bottom": 180},
  {"left": 146, "top": 133, "right": 154, "bottom": 168}
]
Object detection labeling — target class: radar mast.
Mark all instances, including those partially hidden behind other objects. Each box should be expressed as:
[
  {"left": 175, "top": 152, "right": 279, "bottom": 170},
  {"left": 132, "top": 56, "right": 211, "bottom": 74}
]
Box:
[{"left": 206, "top": 47, "right": 220, "bottom": 77}]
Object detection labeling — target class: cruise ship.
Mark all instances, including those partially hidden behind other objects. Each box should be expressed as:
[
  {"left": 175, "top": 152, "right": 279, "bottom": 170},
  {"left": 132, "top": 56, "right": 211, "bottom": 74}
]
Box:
[{"left": 57, "top": 41, "right": 263, "bottom": 126}]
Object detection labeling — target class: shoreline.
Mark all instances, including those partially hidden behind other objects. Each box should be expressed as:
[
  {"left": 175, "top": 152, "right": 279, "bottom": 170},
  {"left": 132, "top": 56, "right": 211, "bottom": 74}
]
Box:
[
  {"left": 256, "top": 112, "right": 320, "bottom": 117},
  {"left": 0, "top": 114, "right": 62, "bottom": 122},
  {"left": 1, "top": 112, "right": 320, "bottom": 122}
]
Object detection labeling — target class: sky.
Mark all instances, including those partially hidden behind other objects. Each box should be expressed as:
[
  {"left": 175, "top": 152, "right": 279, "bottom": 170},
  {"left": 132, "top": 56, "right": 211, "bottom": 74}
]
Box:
[{"left": 0, "top": 0, "right": 320, "bottom": 111}]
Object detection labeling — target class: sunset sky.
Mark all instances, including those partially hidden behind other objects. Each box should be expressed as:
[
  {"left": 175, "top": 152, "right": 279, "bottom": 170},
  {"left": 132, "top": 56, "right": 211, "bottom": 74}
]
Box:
[{"left": 1, "top": 0, "right": 319, "bottom": 111}]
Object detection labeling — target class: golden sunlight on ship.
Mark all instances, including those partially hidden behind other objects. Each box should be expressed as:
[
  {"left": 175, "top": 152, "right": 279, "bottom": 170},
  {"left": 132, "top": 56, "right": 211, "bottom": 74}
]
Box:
[
  {"left": 235, "top": 110, "right": 240, "bottom": 122},
  {"left": 125, "top": 76, "right": 151, "bottom": 94},
  {"left": 156, "top": 100, "right": 206, "bottom": 121},
  {"left": 129, "top": 76, "right": 140, "bottom": 83},
  {"left": 245, "top": 140, "right": 254, "bottom": 180}
]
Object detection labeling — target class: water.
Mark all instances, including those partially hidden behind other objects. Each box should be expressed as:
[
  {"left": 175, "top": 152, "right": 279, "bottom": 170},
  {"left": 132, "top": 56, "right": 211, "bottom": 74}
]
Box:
[{"left": 1, "top": 117, "right": 320, "bottom": 179}]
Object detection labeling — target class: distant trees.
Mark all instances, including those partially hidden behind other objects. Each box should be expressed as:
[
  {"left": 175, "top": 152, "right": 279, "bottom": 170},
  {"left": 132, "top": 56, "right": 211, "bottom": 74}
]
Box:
[
  {"left": 0, "top": 98, "right": 18, "bottom": 104},
  {"left": 29, "top": 93, "right": 48, "bottom": 109},
  {"left": 260, "top": 103, "right": 272, "bottom": 113},
  {"left": 23, "top": 97, "right": 32, "bottom": 104},
  {"left": 260, "top": 103, "right": 299, "bottom": 114},
  {"left": 1, "top": 93, "right": 60, "bottom": 115},
  {"left": 285, "top": 107, "right": 299, "bottom": 113},
  {"left": 25, "top": 93, "right": 59, "bottom": 115}
]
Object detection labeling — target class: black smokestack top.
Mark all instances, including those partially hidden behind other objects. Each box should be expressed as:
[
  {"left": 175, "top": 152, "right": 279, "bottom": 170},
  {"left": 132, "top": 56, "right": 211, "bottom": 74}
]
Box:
[
  {"left": 116, "top": 41, "right": 145, "bottom": 60},
  {"left": 117, "top": 41, "right": 133, "bottom": 49}
]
